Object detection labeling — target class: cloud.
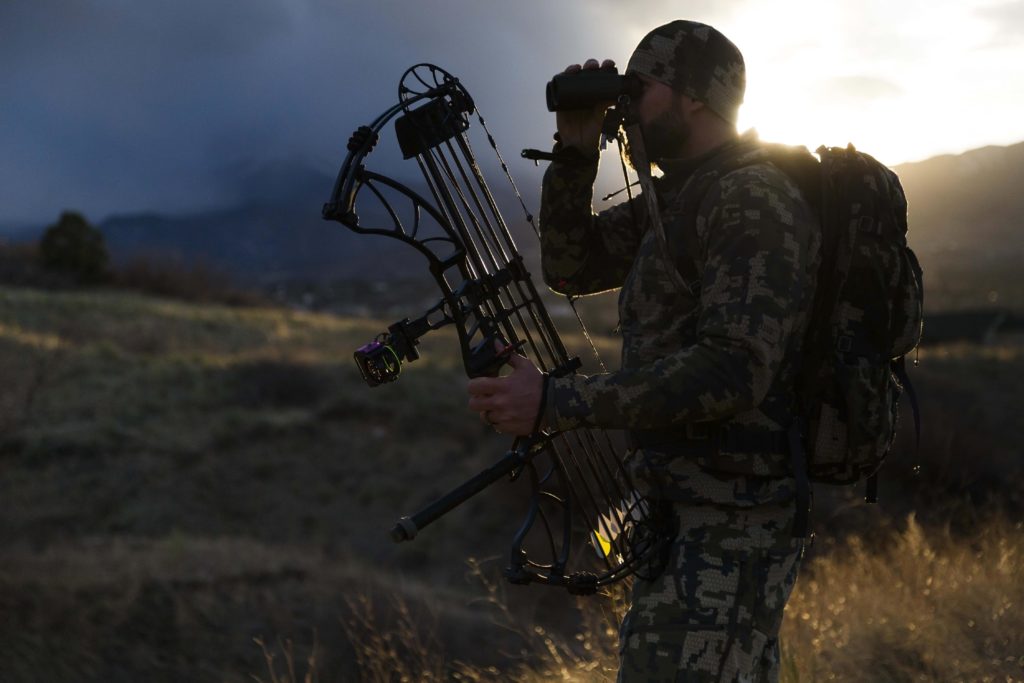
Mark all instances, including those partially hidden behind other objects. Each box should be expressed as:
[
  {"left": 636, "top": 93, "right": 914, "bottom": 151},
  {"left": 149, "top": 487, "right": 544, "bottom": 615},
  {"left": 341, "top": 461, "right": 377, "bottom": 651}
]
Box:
[
  {"left": 0, "top": 1, "right": 292, "bottom": 61},
  {"left": 976, "top": 0, "right": 1024, "bottom": 45},
  {"left": 1, "top": 0, "right": 625, "bottom": 221},
  {"left": 818, "top": 75, "right": 905, "bottom": 102},
  {"left": 1, "top": 0, "right": 1016, "bottom": 223},
  {"left": 0, "top": 0, "right": 302, "bottom": 221}
]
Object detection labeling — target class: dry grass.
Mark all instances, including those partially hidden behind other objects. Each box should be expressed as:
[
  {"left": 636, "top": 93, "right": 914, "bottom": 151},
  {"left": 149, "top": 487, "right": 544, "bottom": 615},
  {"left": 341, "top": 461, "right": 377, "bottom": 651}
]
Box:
[
  {"left": 2, "top": 284, "right": 1022, "bottom": 682},
  {"left": 248, "top": 555, "right": 629, "bottom": 683},
  {"left": 253, "top": 633, "right": 320, "bottom": 683},
  {"left": 271, "top": 516, "right": 1024, "bottom": 682},
  {"left": 781, "top": 514, "right": 1024, "bottom": 681}
]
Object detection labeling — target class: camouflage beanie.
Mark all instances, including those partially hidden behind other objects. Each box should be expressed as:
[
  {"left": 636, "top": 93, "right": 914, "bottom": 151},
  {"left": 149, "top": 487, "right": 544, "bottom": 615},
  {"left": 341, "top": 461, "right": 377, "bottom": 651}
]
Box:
[{"left": 626, "top": 20, "right": 745, "bottom": 124}]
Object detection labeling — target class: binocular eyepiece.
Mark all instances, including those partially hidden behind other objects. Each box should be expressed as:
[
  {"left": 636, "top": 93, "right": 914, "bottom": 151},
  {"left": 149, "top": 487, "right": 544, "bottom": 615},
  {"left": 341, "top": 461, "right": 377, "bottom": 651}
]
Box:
[{"left": 545, "top": 69, "right": 642, "bottom": 112}]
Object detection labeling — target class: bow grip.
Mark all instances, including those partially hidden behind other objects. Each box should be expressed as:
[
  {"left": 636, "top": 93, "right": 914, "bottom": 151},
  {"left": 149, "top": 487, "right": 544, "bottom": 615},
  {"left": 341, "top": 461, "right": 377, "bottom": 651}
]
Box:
[{"left": 466, "top": 334, "right": 523, "bottom": 377}]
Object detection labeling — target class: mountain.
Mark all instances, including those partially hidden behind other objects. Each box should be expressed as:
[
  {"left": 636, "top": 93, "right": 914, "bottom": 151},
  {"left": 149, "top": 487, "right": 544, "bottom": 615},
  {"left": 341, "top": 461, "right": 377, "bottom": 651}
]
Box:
[
  {"left": 14, "top": 142, "right": 1021, "bottom": 290},
  {"left": 97, "top": 158, "right": 539, "bottom": 286},
  {"left": 894, "top": 141, "right": 1024, "bottom": 259},
  {"left": 97, "top": 160, "right": 425, "bottom": 284}
]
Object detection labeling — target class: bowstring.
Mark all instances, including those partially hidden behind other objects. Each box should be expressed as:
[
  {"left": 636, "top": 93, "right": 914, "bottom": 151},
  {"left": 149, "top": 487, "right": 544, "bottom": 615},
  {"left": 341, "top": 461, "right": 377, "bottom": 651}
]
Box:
[
  {"left": 474, "top": 110, "right": 646, "bottom": 566},
  {"left": 421, "top": 117, "right": 630, "bottom": 569},
  {"left": 451, "top": 120, "right": 631, "bottom": 570},
  {"left": 402, "top": 71, "right": 646, "bottom": 575},
  {"left": 475, "top": 112, "right": 609, "bottom": 375}
]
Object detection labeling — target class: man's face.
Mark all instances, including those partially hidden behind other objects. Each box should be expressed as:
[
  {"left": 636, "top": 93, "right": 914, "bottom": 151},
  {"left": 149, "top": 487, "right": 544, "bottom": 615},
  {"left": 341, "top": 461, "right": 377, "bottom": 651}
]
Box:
[{"left": 625, "top": 75, "right": 691, "bottom": 168}]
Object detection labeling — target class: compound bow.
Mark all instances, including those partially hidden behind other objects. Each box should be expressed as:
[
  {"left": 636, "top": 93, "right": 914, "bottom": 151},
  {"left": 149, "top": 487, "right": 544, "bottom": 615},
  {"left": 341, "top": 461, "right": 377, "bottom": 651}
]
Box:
[{"left": 322, "top": 64, "right": 669, "bottom": 594}]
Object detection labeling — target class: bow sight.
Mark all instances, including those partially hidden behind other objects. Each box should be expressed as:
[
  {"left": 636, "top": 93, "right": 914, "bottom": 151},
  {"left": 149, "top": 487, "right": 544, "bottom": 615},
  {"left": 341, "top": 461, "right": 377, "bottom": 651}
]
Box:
[
  {"left": 323, "top": 64, "right": 672, "bottom": 593},
  {"left": 353, "top": 339, "right": 401, "bottom": 386}
]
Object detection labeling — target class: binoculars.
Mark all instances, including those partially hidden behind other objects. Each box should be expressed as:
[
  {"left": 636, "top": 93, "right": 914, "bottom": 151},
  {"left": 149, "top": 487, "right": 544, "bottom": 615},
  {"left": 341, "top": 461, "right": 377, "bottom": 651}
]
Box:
[{"left": 545, "top": 69, "right": 643, "bottom": 112}]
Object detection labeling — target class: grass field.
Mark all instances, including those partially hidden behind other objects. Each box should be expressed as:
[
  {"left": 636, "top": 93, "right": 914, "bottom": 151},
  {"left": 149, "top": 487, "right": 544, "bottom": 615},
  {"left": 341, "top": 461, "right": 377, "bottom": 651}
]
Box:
[{"left": 1, "top": 285, "right": 1022, "bottom": 681}]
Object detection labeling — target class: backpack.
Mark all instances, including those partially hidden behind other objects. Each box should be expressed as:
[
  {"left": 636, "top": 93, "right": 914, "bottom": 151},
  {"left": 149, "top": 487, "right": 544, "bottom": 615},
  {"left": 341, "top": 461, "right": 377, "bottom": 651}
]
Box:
[{"left": 660, "top": 141, "right": 924, "bottom": 535}]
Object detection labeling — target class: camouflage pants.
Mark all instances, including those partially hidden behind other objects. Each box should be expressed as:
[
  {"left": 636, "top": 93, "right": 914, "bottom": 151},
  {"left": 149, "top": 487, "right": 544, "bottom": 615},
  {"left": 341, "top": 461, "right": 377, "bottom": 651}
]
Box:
[{"left": 617, "top": 501, "right": 804, "bottom": 682}]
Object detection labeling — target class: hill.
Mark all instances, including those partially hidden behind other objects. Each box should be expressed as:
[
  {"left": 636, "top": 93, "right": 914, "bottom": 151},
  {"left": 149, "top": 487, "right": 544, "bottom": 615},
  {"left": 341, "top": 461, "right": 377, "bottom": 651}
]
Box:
[
  {"left": 894, "top": 141, "right": 1024, "bottom": 258},
  {"left": 0, "top": 285, "right": 598, "bottom": 681},
  {"left": 94, "top": 138, "right": 1024, "bottom": 315},
  {"left": 894, "top": 142, "right": 1024, "bottom": 310},
  {"left": 5, "top": 141, "right": 1021, "bottom": 309},
  {"left": 1, "top": 285, "right": 1023, "bottom": 680},
  {"left": 96, "top": 160, "right": 426, "bottom": 285}
]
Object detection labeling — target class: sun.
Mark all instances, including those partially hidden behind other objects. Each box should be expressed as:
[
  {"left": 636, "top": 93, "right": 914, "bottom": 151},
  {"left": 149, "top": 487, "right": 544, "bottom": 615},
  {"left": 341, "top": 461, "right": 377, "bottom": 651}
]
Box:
[
  {"left": 719, "top": 3, "right": 913, "bottom": 164},
  {"left": 737, "top": 74, "right": 926, "bottom": 167},
  {"left": 718, "top": 0, "right": 1011, "bottom": 166}
]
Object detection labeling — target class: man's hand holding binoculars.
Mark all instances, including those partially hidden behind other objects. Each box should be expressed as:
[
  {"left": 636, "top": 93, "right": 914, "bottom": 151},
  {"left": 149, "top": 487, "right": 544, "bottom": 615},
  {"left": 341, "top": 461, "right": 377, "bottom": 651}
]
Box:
[{"left": 553, "top": 58, "right": 618, "bottom": 158}]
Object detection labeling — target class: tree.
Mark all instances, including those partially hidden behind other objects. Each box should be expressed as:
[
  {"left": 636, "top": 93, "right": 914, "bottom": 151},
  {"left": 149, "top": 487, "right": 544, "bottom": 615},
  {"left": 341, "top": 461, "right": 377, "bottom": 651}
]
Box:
[{"left": 38, "top": 210, "right": 109, "bottom": 284}]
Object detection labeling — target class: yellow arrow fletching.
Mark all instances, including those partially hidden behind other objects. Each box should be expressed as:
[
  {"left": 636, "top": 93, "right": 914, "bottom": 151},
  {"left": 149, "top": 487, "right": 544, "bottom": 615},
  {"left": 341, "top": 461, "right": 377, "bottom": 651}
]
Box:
[{"left": 591, "top": 529, "right": 612, "bottom": 558}]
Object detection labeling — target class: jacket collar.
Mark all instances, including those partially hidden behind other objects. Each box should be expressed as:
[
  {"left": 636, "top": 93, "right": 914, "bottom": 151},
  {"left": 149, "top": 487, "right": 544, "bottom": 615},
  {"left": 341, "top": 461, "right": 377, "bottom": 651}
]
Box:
[{"left": 655, "top": 129, "right": 761, "bottom": 187}]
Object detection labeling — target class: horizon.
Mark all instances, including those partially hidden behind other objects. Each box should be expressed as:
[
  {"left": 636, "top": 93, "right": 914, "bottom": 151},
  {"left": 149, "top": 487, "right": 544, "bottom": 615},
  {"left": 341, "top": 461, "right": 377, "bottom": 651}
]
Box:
[
  {"left": 2, "top": 136, "right": 1021, "bottom": 233},
  {"left": 3, "top": 0, "right": 1023, "bottom": 225}
]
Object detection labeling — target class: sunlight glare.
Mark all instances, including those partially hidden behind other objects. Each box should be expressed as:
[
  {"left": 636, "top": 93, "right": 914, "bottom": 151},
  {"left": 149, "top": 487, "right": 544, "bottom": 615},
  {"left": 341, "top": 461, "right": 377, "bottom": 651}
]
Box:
[{"left": 723, "top": 0, "right": 1012, "bottom": 164}]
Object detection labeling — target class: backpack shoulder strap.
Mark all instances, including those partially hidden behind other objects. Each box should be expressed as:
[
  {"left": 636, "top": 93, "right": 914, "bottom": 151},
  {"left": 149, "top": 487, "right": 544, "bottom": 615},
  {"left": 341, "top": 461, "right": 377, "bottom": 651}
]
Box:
[{"left": 661, "top": 142, "right": 822, "bottom": 292}]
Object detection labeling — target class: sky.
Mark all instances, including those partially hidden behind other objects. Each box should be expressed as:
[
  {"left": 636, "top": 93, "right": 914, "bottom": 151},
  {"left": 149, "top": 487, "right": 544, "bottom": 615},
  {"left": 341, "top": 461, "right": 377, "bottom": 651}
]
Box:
[{"left": 2, "top": 0, "right": 1023, "bottom": 225}]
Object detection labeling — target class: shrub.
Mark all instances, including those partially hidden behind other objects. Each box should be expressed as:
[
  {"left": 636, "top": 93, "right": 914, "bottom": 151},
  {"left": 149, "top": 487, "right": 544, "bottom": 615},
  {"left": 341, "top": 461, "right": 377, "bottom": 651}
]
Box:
[
  {"left": 108, "top": 254, "right": 265, "bottom": 306},
  {"left": 38, "top": 211, "right": 109, "bottom": 283}
]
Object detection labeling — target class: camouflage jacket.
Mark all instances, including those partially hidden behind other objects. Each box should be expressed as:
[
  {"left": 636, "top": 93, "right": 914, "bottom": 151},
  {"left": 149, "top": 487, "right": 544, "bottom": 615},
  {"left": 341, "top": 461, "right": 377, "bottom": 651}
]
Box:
[{"left": 539, "top": 132, "right": 821, "bottom": 505}]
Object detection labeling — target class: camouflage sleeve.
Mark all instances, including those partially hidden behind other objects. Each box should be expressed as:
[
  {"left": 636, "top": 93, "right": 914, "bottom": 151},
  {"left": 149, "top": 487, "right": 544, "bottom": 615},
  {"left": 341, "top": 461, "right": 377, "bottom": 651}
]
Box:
[
  {"left": 539, "top": 156, "right": 647, "bottom": 295},
  {"left": 545, "top": 164, "right": 819, "bottom": 431}
]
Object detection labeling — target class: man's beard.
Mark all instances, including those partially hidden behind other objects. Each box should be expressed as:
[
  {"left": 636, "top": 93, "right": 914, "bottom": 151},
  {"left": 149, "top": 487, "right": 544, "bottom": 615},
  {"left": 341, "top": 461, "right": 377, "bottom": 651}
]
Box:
[{"left": 623, "top": 105, "right": 691, "bottom": 172}]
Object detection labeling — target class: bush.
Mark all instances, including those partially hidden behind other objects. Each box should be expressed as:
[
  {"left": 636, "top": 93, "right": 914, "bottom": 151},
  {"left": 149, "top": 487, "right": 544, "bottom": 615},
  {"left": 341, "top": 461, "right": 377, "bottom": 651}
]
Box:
[
  {"left": 0, "top": 240, "right": 58, "bottom": 287},
  {"left": 108, "top": 254, "right": 265, "bottom": 306},
  {"left": 38, "top": 211, "right": 109, "bottom": 283}
]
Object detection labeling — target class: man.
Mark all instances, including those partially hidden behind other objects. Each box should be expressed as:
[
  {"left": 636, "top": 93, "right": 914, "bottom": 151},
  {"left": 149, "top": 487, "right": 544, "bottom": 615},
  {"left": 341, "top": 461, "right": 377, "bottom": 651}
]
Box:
[{"left": 468, "top": 20, "right": 819, "bottom": 681}]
